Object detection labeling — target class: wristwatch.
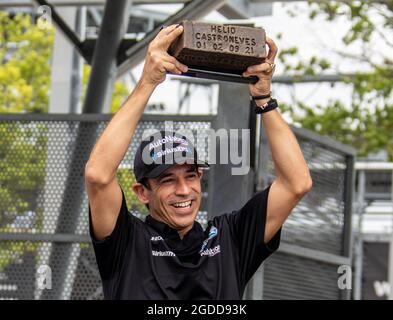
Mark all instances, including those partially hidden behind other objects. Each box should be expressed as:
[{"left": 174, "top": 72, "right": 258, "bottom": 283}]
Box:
[{"left": 251, "top": 98, "right": 279, "bottom": 114}]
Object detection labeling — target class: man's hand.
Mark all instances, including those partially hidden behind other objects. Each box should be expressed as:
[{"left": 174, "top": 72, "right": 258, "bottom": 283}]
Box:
[
  {"left": 140, "top": 24, "right": 188, "bottom": 87},
  {"left": 242, "top": 37, "right": 278, "bottom": 104}
]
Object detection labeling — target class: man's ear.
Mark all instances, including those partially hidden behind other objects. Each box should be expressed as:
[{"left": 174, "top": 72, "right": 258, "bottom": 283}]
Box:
[
  {"left": 197, "top": 168, "right": 204, "bottom": 179},
  {"left": 132, "top": 183, "right": 150, "bottom": 204}
]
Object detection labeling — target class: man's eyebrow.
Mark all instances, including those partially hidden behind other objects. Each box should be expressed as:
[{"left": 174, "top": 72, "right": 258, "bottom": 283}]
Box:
[
  {"left": 156, "top": 166, "right": 197, "bottom": 181},
  {"left": 157, "top": 172, "right": 174, "bottom": 181}
]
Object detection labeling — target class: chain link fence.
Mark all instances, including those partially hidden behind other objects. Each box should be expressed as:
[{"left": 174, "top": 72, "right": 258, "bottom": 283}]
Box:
[
  {"left": 250, "top": 125, "right": 355, "bottom": 300},
  {"left": 0, "top": 113, "right": 355, "bottom": 300}
]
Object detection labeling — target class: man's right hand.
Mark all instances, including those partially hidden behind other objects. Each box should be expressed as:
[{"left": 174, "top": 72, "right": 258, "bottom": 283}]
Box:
[{"left": 140, "top": 24, "right": 188, "bottom": 87}]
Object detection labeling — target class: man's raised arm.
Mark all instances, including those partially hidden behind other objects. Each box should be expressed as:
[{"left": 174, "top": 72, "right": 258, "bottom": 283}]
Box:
[
  {"left": 243, "top": 37, "right": 313, "bottom": 244},
  {"left": 85, "top": 24, "right": 188, "bottom": 240}
]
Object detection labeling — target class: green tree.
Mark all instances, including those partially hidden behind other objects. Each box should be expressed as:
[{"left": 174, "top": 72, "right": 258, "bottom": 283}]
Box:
[
  {"left": 0, "top": 12, "right": 53, "bottom": 113},
  {"left": 0, "top": 11, "right": 53, "bottom": 271},
  {"left": 0, "top": 12, "right": 144, "bottom": 272},
  {"left": 277, "top": 0, "right": 393, "bottom": 159}
]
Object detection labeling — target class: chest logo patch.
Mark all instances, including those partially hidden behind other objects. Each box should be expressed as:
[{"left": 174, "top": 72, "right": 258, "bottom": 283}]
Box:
[{"left": 199, "top": 226, "right": 218, "bottom": 253}]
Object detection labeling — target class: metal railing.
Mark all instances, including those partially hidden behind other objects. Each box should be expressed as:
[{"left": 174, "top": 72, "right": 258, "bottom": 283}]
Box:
[
  {"left": 353, "top": 162, "right": 393, "bottom": 300},
  {"left": 0, "top": 113, "right": 355, "bottom": 299},
  {"left": 248, "top": 122, "right": 356, "bottom": 300}
]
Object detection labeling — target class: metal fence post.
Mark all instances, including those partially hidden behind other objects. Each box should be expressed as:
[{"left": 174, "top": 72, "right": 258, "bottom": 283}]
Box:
[
  {"left": 42, "top": 0, "right": 132, "bottom": 299},
  {"left": 340, "top": 154, "right": 355, "bottom": 299},
  {"left": 207, "top": 82, "right": 252, "bottom": 218},
  {"left": 354, "top": 169, "right": 366, "bottom": 300},
  {"left": 389, "top": 170, "right": 393, "bottom": 300}
]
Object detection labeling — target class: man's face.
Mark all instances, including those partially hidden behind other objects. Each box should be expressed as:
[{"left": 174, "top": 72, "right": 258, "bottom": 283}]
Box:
[{"left": 143, "top": 164, "right": 203, "bottom": 232}]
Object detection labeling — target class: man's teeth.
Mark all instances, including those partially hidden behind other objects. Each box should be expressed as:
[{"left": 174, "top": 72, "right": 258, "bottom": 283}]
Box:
[{"left": 173, "top": 201, "right": 192, "bottom": 208}]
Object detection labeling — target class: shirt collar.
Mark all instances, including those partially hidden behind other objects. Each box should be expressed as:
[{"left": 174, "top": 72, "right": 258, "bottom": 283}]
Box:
[
  {"left": 145, "top": 214, "right": 204, "bottom": 240},
  {"left": 145, "top": 215, "right": 206, "bottom": 263}
]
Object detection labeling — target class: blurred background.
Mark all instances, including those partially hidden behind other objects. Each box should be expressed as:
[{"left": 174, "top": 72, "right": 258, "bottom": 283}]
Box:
[{"left": 0, "top": 0, "right": 392, "bottom": 300}]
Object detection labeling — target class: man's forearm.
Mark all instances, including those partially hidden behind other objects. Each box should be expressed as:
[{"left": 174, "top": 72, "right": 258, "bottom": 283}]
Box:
[
  {"left": 85, "top": 80, "right": 156, "bottom": 184},
  {"left": 262, "top": 109, "right": 312, "bottom": 194}
]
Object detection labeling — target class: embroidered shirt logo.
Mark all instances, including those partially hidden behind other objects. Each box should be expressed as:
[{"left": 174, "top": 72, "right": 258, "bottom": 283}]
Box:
[
  {"left": 152, "top": 250, "right": 175, "bottom": 257},
  {"left": 151, "top": 236, "right": 163, "bottom": 241},
  {"left": 200, "top": 245, "right": 221, "bottom": 257},
  {"left": 199, "top": 226, "right": 218, "bottom": 253}
]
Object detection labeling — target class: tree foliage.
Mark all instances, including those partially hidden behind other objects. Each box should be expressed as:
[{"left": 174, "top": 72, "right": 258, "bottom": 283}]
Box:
[
  {"left": 277, "top": 0, "right": 393, "bottom": 159},
  {"left": 0, "top": 11, "right": 53, "bottom": 271},
  {"left": 0, "top": 12, "right": 53, "bottom": 113},
  {"left": 0, "top": 12, "right": 143, "bottom": 272}
]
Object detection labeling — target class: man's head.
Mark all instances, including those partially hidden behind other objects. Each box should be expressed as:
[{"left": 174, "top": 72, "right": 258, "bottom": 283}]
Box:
[{"left": 132, "top": 131, "right": 208, "bottom": 235}]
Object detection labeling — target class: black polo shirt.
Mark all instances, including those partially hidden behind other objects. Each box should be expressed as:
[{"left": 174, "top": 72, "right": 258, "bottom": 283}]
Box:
[{"left": 89, "top": 185, "right": 281, "bottom": 300}]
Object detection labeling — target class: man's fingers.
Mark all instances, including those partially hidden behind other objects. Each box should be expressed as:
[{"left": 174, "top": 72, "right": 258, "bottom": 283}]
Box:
[
  {"left": 154, "top": 24, "right": 183, "bottom": 50},
  {"left": 243, "top": 63, "right": 272, "bottom": 77},
  {"left": 164, "top": 55, "right": 188, "bottom": 73},
  {"left": 266, "top": 37, "right": 278, "bottom": 60},
  {"left": 160, "top": 24, "right": 179, "bottom": 36},
  {"left": 163, "top": 61, "right": 183, "bottom": 75},
  {"left": 154, "top": 24, "right": 180, "bottom": 43},
  {"left": 156, "top": 24, "right": 178, "bottom": 39},
  {"left": 242, "top": 37, "right": 277, "bottom": 77},
  {"left": 163, "top": 25, "right": 184, "bottom": 49}
]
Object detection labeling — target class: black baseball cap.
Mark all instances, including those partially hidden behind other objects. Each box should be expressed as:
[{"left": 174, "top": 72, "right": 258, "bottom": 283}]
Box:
[{"left": 133, "top": 131, "right": 209, "bottom": 183}]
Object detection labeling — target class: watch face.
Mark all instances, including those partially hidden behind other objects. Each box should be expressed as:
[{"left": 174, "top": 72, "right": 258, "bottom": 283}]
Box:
[
  {"left": 254, "top": 99, "right": 277, "bottom": 114},
  {"left": 252, "top": 98, "right": 270, "bottom": 108},
  {"left": 255, "top": 106, "right": 264, "bottom": 114}
]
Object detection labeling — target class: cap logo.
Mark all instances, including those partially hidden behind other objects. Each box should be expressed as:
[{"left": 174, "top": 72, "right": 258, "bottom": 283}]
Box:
[
  {"left": 136, "top": 130, "right": 207, "bottom": 180},
  {"left": 149, "top": 135, "right": 188, "bottom": 150},
  {"left": 151, "top": 146, "right": 192, "bottom": 161}
]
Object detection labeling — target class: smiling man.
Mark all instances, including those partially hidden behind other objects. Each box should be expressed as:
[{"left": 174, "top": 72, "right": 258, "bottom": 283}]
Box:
[
  {"left": 84, "top": 24, "right": 312, "bottom": 300},
  {"left": 132, "top": 131, "right": 208, "bottom": 242}
]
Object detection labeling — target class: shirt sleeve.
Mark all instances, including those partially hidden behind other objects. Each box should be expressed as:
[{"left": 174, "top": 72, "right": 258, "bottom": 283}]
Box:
[
  {"left": 228, "top": 184, "right": 281, "bottom": 287},
  {"left": 88, "top": 187, "right": 136, "bottom": 280}
]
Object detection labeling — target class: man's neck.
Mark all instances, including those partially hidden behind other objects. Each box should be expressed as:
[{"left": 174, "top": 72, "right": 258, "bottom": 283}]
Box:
[
  {"left": 150, "top": 213, "right": 194, "bottom": 239},
  {"left": 178, "top": 223, "right": 194, "bottom": 239}
]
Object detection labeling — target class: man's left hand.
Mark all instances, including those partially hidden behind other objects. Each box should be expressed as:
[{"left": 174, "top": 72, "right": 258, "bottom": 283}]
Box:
[{"left": 242, "top": 37, "right": 278, "bottom": 101}]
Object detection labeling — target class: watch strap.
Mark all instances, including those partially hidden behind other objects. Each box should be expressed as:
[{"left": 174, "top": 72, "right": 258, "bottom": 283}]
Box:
[{"left": 253, "top": 98, "right": 278, "bottom": 114}]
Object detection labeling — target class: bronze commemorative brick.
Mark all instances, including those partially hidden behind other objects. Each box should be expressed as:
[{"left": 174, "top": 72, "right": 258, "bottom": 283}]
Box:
[{"left": 169, "top": 20, "right": 267, "bottom": 73}]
